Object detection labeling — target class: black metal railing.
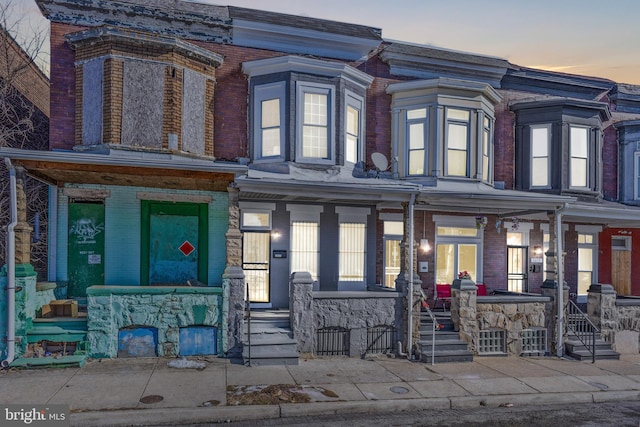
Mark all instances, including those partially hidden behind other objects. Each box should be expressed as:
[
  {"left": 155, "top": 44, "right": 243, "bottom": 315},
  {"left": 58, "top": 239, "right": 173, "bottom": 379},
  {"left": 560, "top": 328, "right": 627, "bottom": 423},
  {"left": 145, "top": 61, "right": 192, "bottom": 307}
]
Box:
[
  {"left": 245, "top": 284, "right": 251, "bottom": 367},
  {"left": 566, "top": 299, "right": 598, "bottom": 363},
  {"left": 364, "top": 325, "right": 397, "bottom": 356},
  {"left": 316, "top": 327, "right": 350, "bottom": 356},
  {"left": 419, "top": 288, "right": 437, "bottom": 365}
]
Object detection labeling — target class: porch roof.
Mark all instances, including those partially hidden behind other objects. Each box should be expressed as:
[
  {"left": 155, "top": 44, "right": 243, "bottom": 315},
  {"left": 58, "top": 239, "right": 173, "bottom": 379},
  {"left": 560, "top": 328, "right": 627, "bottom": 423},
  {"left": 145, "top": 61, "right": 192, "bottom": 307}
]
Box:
[
  {"left": 414, "top": 180, "right": 573, "bottom": 214},
  {"left": 0, "top": 147, "right": 246, "bottom": 192}
]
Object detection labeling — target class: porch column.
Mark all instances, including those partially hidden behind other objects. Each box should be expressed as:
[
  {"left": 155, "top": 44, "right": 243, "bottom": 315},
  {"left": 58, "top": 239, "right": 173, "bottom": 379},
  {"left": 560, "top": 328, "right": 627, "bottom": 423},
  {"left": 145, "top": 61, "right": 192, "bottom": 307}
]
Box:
[
  {"left": 222, "top": 265, "right": 245, "bottom": 358},
  {"left": 290, "top": 272, "right": 314, "bottom": 354},
  {"left": 397, "top": 200, "right": 422, "bottom": 356},
  {"left": 13, "top": 167, "right": 33, "bottom": 265},
  {"left": 587, "top": 284, "right": 617, "bottom": 345},
  {"left": 225, "top": 183, "right": 242, "bottom": 267}
]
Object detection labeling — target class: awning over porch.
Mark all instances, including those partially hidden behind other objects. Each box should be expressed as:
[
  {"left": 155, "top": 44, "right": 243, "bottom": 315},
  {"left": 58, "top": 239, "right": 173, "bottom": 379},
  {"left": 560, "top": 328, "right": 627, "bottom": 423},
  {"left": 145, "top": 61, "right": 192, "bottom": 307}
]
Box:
[{"left": 0, "top": 147, "right": 247, "bottom": 191}]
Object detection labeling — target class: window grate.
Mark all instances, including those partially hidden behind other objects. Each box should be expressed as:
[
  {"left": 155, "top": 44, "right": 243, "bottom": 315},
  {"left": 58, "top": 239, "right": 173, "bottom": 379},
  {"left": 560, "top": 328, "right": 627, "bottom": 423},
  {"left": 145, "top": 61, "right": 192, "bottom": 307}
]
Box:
[
  {"left": 521, "top": 328, "right": 547, "bottom": 355},
  {"left": 478, "top": 329, "right": 506, "bottom": 355},
  {"left": 366, "top": 326, "right": 397, "bottom": 354},
  {"left": 316, "top": 327, "right": 349, "bottom": 356}
]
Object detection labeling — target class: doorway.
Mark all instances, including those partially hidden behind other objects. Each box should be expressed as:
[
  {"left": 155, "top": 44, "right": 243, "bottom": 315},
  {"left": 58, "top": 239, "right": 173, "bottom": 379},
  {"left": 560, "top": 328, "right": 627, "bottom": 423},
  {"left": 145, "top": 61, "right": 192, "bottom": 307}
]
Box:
[
  {"left": 68, "top": 201, "right": 105, "bottom": 297},
  {"left": 140, "top": 201, "right": 208, "bottom": 286},
  {"left": 242, "top": 232, "right": 271, "bottom": 303},
  {"left": 507, "top": 246, "right": 529, "bottom": 293}
]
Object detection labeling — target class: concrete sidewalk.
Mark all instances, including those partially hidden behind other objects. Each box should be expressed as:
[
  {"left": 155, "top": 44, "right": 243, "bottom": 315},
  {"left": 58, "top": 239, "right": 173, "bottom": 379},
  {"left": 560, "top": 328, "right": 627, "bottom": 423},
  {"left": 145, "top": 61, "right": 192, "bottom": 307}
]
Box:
[{"left": 2, "top": 354, "right": 640, "bottom": 426}]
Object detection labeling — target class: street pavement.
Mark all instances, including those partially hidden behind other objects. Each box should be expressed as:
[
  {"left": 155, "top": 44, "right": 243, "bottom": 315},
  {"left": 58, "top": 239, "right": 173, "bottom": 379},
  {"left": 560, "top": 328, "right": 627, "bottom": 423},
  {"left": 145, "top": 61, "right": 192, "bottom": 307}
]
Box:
[{"left": 2, "top": 354, "right": 640, "bottom": 426}]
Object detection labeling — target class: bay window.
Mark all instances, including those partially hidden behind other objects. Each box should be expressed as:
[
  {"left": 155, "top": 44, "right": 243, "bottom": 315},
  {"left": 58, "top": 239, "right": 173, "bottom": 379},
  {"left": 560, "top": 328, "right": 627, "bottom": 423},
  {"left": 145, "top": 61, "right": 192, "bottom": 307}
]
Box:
[
  {"left": 407, "top": 108, "right": 427, "bottom": 175},
  {"left": 253, "top": 82, "right": 285, "bottom": 160},
  {"left": 345, "top": 92, "right": 364, "bottom": 164}
]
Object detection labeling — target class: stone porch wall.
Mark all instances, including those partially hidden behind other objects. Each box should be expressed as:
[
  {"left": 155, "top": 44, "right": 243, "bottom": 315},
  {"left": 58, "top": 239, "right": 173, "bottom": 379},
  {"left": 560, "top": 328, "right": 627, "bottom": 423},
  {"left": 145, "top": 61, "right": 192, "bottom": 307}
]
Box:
[
  {"left": 87, "top": 285, "right": 223, "bottom": 358},
  {"left": 290, "top": 272, "right": 404, "bottom": 357},
  {"left": 454, "top": 283, "right": 550, "bottom": 355},
  {"left": 588, "top": 284, "right": 640, "bottom": 354}
]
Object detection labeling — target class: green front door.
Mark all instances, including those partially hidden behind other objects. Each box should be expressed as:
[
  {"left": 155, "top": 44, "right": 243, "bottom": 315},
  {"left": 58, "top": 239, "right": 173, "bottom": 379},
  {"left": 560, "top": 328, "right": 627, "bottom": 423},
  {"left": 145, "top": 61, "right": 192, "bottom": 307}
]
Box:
[
  {"left": 141, "top": 201, "right": 208, "bottom": 286},
  {"left": 68, "top": 202, "right": 105, "bottom": 297}
]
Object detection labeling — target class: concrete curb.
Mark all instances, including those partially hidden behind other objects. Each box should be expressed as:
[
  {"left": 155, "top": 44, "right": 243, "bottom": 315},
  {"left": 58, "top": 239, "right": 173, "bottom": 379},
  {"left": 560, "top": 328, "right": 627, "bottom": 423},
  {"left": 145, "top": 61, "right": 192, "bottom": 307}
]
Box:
[{"left": 70, "top": 392, "right": 640, "bottom": 427}]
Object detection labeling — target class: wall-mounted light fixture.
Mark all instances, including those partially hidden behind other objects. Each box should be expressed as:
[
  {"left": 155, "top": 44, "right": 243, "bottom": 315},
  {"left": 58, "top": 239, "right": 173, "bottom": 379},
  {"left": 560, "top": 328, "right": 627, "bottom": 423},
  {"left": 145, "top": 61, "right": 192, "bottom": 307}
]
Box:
[
  {"left": 271, "top": 230, "right": 281, "bottom": 240},
  {"left": 420, "top": 238, "right": 431, "bottom": 253},
  {"left": 533, "top": 246, "right": 543, "bottom": 256}
]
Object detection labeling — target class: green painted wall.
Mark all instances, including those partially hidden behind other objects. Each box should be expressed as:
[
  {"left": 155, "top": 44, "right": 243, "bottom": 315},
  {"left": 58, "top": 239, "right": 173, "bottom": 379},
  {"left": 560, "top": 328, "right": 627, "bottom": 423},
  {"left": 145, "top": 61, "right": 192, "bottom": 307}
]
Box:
[{"left": 56, "top": 185, "right": 229, "bottom": 286}]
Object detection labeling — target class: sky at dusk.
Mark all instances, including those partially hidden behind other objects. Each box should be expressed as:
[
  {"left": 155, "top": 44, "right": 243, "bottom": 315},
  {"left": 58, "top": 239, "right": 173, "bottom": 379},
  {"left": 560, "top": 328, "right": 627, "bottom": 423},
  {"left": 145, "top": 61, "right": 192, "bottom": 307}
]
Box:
[{"left": 10, "top": 0, "right": 640, "bottom": 85}]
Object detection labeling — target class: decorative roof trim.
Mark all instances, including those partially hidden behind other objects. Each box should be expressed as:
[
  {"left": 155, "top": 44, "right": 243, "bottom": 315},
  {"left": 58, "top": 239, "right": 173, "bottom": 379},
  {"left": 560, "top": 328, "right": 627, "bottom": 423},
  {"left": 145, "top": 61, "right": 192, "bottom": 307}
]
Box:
[
  {"left": 232, "top": 19, "right": 380, "bottom": 61},
  {"left": 242, "top": 55, "right": 374, "bottom": 88},
  {"left": 511, "top": 98, "right": 611, "bottom": 122},
  {"left": 65, "top": 27, "right": 224, "bottom": 67},
  {"left": 380, "top": 42, "right": 508, "bottom": 88},
  {"left": 386, "top": 77, "right": 502, "bottom": 105}
]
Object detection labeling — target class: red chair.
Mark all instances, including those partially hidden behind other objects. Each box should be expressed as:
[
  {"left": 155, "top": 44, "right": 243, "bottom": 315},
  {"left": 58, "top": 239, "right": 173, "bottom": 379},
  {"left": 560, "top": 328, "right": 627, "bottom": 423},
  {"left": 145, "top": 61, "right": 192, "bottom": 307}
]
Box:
[
  {"left": 476, "top": 283, "right": 487, "bottom": 296},
  {"left": 434, "top": 284, "right": 452, "bottom": 311}
]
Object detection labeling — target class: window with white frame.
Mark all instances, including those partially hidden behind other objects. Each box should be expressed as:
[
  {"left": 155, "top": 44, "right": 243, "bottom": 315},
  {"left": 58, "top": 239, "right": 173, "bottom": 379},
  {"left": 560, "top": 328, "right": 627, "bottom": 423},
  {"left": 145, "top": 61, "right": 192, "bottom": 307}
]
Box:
[
  {"left": 297, "top": 82, "right": 334, "bottom": 163},
  {"left": 446, "top": 108, "right": 470, "bottom": 177},
  {"left": 386, "top": 79, "right": 501, "bottom": 183},
  {"left": 407, "top": 108, "right": 427, "bottom": 176},
  {"left": 570, "top": 126, "right": 589, "bottom": 189},
  {"left": 434, "top": 216, "right": 482, "bottom": 284},
  {"left": 336, "top": 207, "right": 370, "bottom": 288},
  {"left": 531, "top": 125, "right": 550, "bottom": 188},
  {"left": 577, "top": 231, "right": 598, "bottom": 297},
  {"left": 287, "top": 205, "right": 323, "bottom": 282},
  {"left": 345, "top": 92, "right": 364, "bottom": 164},
  {"left": 382, "top": 220, "right": 403, "bottom": 288},
  {"left": 635, "top": 152, "right": 640, "bottom": 200},
  {"left": 253, "top": 82, "right": 285, "bottom": 161},
  {"left": 482, "top": 116, "right": 492, "bottom": 182}
]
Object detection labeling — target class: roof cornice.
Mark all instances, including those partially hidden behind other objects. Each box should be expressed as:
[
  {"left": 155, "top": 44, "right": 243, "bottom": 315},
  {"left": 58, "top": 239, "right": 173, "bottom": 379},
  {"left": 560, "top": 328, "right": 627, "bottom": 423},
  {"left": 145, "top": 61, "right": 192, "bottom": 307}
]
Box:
[
  {"left": 380, "top": 42, "right": 509, "bottom": 88},
  {"left": 242, "top": 55, "right": 374, "bottom": 88},
  {"left": 65, "top": 26, "right": 224, "bottom": 67},
  {"left": 386, "top": 77, "right": 503, "bottom": 105},
  {"left": 511, "top": 98, "right": 612, "bottom": 122}
]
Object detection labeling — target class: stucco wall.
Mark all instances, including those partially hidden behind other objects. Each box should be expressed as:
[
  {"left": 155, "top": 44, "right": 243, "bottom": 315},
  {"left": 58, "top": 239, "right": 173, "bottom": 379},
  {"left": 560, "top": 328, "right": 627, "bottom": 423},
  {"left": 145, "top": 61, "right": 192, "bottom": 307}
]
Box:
[
  {"left": 87, "top": 285, "right": 223, "bottom": 358},
  {"left": 56, "top": 185, "right": 228, "bottom": 286}
]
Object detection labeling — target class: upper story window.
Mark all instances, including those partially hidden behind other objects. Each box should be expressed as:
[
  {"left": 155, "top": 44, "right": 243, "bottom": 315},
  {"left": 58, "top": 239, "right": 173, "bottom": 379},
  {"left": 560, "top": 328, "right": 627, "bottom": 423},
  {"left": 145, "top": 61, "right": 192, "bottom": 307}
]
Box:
[
  {"left": 570, "top": 126, "right": 589, "bottom": 189},
  {"left": 407, "top": 108, "right": 427, "bottom": 175},
  {"left": 345, "top": 92, "right": 364, "bottom": 165},
  {"left": 446, "top": 108, "right": 470, "bottom": 177},
  {"left": 513, "top": 99, "right": 610, "bottom": 199},
  {"left": 66, "top": 27, "right": 223, "bottom": 155},
  {"left": 243, "top": 56, "right": 374, "bottom": 168},
  {"left": 297, "top": 83, "right": 334, "bottom": 163},
  {"left": 482, "top": 117, "right": 492, "bottom": 182},
  {"left": 386, "top": 78, "right": 501, "bottom": 184},
  {"left": 254, "top": 82, "right": 285, "bottom": 161},
  {"left": 530, "top": 125, "right": 550, "bottom": 188},
  {"left": 615, "top": 121, "right": 640, "bottom": 205}
]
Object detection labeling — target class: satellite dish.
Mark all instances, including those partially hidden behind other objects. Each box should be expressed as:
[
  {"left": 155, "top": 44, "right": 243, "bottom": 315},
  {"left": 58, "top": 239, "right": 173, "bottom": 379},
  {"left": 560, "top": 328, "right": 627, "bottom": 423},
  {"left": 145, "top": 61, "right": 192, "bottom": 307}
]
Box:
[{"left": 371, "top": 152, "right": 389, "bottom": 171}]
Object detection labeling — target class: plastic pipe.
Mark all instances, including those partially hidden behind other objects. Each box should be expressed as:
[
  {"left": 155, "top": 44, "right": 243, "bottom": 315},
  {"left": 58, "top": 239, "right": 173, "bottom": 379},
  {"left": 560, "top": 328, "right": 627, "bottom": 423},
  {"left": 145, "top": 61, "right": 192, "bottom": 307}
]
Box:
[{"left": 2, "top": 158, "right": 18, "bottom": 368}]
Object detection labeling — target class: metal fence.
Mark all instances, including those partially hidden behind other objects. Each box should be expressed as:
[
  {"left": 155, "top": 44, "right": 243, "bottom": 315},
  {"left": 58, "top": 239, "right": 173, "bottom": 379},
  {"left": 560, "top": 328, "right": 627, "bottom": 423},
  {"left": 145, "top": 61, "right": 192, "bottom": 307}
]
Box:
[
  {"left": 366, "top": 325, "right": 397, "bottom": 354},
  {"left": 316, "top": 327, "right": 350, "bottom": 356}
]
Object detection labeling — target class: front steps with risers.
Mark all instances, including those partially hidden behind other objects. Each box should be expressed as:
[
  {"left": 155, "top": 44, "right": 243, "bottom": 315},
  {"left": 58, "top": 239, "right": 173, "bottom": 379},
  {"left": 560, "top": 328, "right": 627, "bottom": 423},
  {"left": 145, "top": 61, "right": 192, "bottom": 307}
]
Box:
[
  {"left": 243, "top": 310, "right": 299, "bottom": 366},
  {"left": 418, "top": 311, "right": 474, "bottom": 363},
  {"left": 565, "top": 333, "right": 620, "bottom": 361}
]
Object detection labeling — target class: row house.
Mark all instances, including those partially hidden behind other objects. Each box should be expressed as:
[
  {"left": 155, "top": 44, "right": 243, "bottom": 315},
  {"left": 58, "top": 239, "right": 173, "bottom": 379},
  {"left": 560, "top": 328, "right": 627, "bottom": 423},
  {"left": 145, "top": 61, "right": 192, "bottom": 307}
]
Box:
[{"left": 2, "top": 0, "right": 640, "bottom": 366}]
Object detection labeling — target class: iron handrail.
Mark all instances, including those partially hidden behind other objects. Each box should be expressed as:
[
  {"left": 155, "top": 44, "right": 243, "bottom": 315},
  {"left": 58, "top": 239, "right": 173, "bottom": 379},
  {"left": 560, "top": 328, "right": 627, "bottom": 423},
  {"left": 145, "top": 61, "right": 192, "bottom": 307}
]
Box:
[
  {"left": 418, "top": 288, "right": 437, "bottom": 365},
  {"left": 245, "top": 284, "right": 251, "bottom": 367},
  {"left": 565, "top": 299, "right": 598, "bottom": 363}
]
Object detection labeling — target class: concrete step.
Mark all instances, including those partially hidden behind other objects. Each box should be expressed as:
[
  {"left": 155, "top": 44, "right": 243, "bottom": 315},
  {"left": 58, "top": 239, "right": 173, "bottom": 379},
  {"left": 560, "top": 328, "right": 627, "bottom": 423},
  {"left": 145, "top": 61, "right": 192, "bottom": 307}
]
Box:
[
  {"left": 419, "top": 349, "right": 474, "bottom": 364},
  {"left": 10, "top": 355, "right": 87, "bottom": 369},
  {"left": 242, "top": 345, "right": 299, "bottom": 366},
  {"left": 26, "top": 326, "right": 87, "bottom": 344},
  {"left": 566, "top": 348, "right": 620, "bottom": 361}
]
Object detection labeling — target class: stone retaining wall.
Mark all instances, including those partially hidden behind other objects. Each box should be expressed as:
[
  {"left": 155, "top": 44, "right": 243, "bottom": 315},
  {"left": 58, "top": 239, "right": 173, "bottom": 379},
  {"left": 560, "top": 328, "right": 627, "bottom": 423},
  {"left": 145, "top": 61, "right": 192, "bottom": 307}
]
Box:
[
  {"left": 477, "top": 299, "right": 547, "bottom": 355},
  {"left": 290, "top": 272, "right": 404, "bottom": 357},
  {"left": 588, "top": 284, "right": 640, "bottom": 354},
  {"left": 87, "top": 285, "right": 223, "bottom": 358}
]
